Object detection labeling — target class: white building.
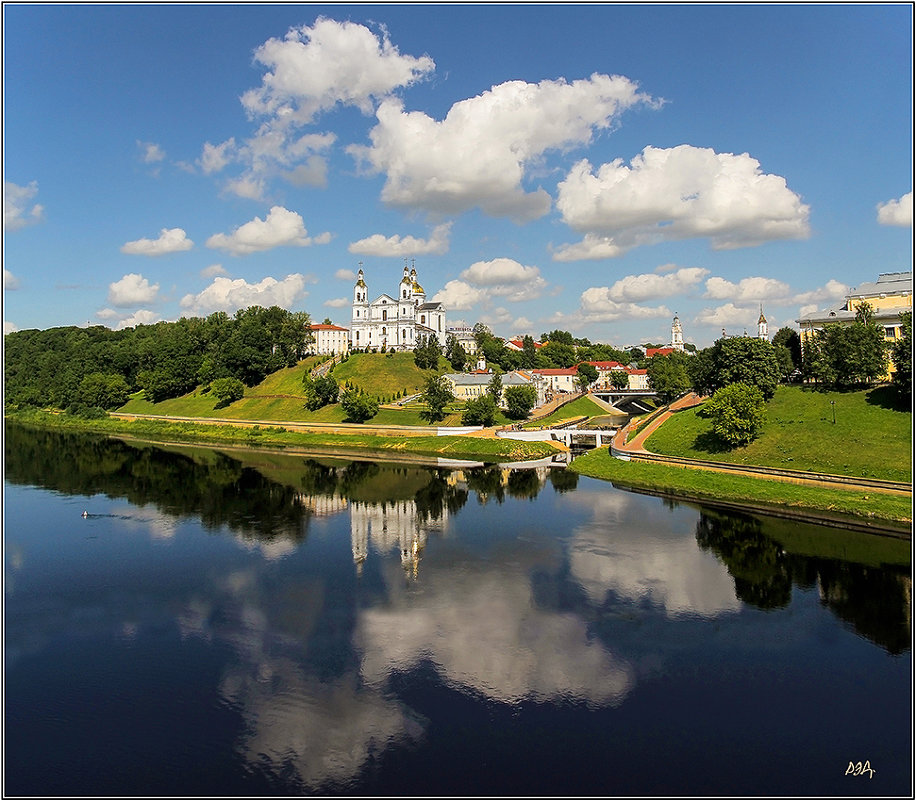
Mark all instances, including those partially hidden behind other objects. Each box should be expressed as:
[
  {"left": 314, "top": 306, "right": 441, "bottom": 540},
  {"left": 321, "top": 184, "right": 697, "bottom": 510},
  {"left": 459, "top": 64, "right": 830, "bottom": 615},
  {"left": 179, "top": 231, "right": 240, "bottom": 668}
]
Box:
[
  {"left": 309, "top": 323, "right": 350, "bottom": 355},
  {"left": 446, "top": 325, "right": 478, "bottom": 355},
  {"left": 350, "top": 263, "right": 446, "bottom": 352}
]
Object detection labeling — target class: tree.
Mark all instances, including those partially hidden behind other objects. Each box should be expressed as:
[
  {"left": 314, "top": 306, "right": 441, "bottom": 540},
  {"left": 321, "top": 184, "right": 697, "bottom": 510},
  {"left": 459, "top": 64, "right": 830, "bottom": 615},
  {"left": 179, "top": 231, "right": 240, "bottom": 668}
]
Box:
[
  {"left": 414, "top": 335, "right": 441, "bottom": 370},
  {"left": 340, "top": 389, "right": 379, "bottom": 423},
  {"left": 702, "top": 382, "right": 767, "bottom": 447},
  {"left": 210, "top": 377, "right": 245, "bottom": 408},
  {"left": 77, "top": 372, "right": 130, "bottom": 410},
  {"left": 540, "top": 340, "right": 577, "bottom": 368},
  {"left": 812, "top": 303, "right": 889, "bottom": 388},
  {"left": 609, "top": 369, "right": 629, "bottom": 390},
  {"left": 302, "top": 374, "right": 339, "bottom": 411},
  {"left": 576, "top": 362, "right": 598, "bottom": 391},
  {"left": 486, "top": 371, "right": 503, "bottom": 405},
  {"left": 646, "top": 350, "right": 691, "bottom": 403},
  {"left": 891, "top": 311, "right": 911, "bottom": 401},
  {"left": 703, "top": 336, "right": 781, "bottom": 400},
  {"left": 503, "top": 384, "right": 537, "bottom": 420},
  {"left": 520, "top": 335, "right": 538, "bottom": 368},
  {"left": 445, "top": 334, "right": 467, "bottom": 371},
  {"left": 462, "top": 395, "right": 498, "bottom": 426},
  {"left": 419, "top": 374, "right": 455, "bottom": 423},
  {"left": 772, "top": 326, "right": 802, "bottom": 371}
]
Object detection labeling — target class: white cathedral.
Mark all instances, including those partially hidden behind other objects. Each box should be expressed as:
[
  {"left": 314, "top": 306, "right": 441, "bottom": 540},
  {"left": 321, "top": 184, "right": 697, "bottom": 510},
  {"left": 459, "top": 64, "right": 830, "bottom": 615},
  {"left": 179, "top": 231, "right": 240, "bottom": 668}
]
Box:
[{"left": 350, "top": 262, "right": 446, "bottom": 352}]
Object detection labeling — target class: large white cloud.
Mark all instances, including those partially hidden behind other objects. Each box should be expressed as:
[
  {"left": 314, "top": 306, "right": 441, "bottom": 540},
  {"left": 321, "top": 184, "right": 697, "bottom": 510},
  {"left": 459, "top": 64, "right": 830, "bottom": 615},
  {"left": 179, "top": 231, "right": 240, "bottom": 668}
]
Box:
[
  {"left": 349, "top": 222, "right": 452, "bottom": 257},
  {"left": 107, "top": 273, "right": 160, "bottom": 306},
  {"left": 121, "top": 227, "right": 194, "bottom": 256},
  {"left": 876, "top": 191, "right": 913, "bottom": 227},
  {"left": 4, "top": 181, "right": 44, "bottom": 231},
  {"left": 349, "top": 73, "right": 657, "bottom": 221},
  {"left": 577, "top": 289, "right": 672, "bottom": 322},
  {"left": 206, "top": 206, "right": 330, "bottom": 255},
  {"left": 241, "top": 17, "right": 435, "bottom": 125},
  {"left": 4, "top": 269, "right": 21, "bottom": 290},
  {"left": 704, "top": 275, "right": 791, "bottom": 302},
  {"left": 180, "top": 273, "right": 309, "bottom": 315},
  {"left": 554, "top": 145, "right": 810, "bottom": 259},
  {"left": 594, "top": 266, "right": 709, "bottom": 303},
  {"left": 431, "top": 280, "right": 486, "bottom": 310},
  {"left": 431, "top": 258, "right": 549, "bottom": 310}
]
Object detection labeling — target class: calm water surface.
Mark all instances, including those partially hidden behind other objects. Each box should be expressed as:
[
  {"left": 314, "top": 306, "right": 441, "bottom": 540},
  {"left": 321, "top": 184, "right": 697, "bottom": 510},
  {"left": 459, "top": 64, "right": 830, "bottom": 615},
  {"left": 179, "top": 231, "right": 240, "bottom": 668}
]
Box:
[{"left": 3, "top": 425, "right": 912, "bottom": 796}]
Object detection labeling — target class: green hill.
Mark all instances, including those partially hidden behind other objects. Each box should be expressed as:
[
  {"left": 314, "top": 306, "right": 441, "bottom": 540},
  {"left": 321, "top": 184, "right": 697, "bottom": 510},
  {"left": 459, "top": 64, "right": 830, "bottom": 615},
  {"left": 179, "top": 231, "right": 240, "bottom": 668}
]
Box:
[
  {"left": 644, "top": 385, "right": 911, "bottom": 482},
  {"left": 118, "top": 351, "right": 453, "bottom": 424}
]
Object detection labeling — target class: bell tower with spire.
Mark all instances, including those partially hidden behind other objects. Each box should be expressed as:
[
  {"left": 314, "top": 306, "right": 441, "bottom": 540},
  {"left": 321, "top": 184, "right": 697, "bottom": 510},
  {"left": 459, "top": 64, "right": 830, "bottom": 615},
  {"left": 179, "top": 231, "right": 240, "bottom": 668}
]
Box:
[
  {"left": 671, "top": 313, "right": 684, "bottom": 350},
  {"left": 757, "top": 306, "right": 768, "bottom": 340}
]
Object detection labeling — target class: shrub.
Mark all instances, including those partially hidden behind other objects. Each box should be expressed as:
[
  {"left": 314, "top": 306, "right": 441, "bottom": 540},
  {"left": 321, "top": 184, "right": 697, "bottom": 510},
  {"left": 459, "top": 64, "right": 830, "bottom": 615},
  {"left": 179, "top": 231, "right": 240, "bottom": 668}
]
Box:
[
  {"left": 340, "top": 389, "right": 379, "bottom": 423},
  {"left": 210, "top": 377, "right": 245, "bottom": 409}
]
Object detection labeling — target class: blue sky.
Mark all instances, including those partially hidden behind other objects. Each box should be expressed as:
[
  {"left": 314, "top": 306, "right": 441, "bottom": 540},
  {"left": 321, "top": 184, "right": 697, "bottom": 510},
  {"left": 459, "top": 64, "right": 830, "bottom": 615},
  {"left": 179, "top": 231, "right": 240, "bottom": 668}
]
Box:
[{"left": 3, "top": 3, "right": 912, "bottom": 348}]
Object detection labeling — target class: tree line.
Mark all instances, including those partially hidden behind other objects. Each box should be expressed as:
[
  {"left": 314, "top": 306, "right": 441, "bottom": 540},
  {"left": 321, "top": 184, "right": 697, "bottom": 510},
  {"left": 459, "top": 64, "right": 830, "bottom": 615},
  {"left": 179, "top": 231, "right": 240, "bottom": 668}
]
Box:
[{"left": 4, "top": 306, "right": 312, "bottom": 412}]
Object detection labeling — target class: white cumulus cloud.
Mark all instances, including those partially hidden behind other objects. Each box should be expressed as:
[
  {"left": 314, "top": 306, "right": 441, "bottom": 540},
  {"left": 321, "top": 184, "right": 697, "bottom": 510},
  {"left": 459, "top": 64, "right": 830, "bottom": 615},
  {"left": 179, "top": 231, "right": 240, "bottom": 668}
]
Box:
[
  {"left": 577, "top": 287, "right": 672, "bottom": 323},
  {"left": 4, "top": 269, "right": 21, "bottom": 290},
  {"left": 877, "top": 191, "right": 913, "bottom": 227},
  {"left": 704, "top": 275, "right": 792, "bottom": 302},
  {"left": 335, "top": 269, "right": 356, "bottom": 281},
  {"left": 121, "top": 227, "right": 194, "bottom": 256},
  {"left": 201, "top": 263, "right": 228, "bottom": 278},
  {"left": 594, "top": 266, "right": 709, "bottom": 303},
  {"left": 349, "top": 73, "right": 658, "bottom": 221},
  {"left": 241, "top": 17, "right": 435, "bottom": 125},
  {"left": 206, "top": 206, "right": 329, "bottom": 255},
  {"left": 114, "top": 309, "right": 161, "bottom": 329},
  {"left": 431, "top": 280, "right": 486, "bottom": 311},
  {"left": 4, "top": 321, "right": 19, "bottom": 335},
  {"left": 695, "top": 302, "right": 759, "bottom": 328},
  {"left": 199, "top": 138, "right": 236, "bottom": 174},
  {"left": 554, "top": 145, "right": 810, "bottom": 259},
  {"left": 4, "top": 181, "right": 44, "bottom": 231},
  {"left": 108, "top": 273, "right": 160, "bottom": 307},
  {"left": 180, "top": 274, "right": 309, "bottom": 315},
  {"left": 323, "top": 297, "right": 350, "bottom": 308},
  {"left": 349, "top": 223, "right": 452, "bottom": 257}
]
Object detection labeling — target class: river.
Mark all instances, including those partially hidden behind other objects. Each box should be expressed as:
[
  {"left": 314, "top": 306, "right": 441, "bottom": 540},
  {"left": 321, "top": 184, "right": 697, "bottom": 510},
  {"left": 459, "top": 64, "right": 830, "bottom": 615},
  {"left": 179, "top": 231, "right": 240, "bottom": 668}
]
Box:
[{"left": 3, "top": 424, "right": 911, "bottom": 796}]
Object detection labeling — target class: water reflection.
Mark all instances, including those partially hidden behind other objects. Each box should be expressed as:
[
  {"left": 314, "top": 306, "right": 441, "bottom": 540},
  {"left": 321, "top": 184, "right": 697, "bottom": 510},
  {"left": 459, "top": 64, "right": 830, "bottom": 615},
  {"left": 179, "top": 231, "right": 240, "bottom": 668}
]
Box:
[{"left": 4, "top": 424, "right": 911, "bottom": 795}]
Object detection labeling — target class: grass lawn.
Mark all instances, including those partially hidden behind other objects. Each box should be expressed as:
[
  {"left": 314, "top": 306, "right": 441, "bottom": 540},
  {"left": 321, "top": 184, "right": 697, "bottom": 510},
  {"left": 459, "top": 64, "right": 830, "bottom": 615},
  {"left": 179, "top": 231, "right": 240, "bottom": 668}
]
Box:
[
  {"left": 570, "top": 447, "right": 912, "bottom": 530},
  {"left": 8, "top": 409, "right": 560, "bottom": 462},
  {"left": 524, "top": 394, "right": 610, "bottom": 428},
  {"left": 331, "top": 351, "right": 447, "bottom": 400},
  {"left": 644, "top": 385, "right": 912, "bottom": 482}
]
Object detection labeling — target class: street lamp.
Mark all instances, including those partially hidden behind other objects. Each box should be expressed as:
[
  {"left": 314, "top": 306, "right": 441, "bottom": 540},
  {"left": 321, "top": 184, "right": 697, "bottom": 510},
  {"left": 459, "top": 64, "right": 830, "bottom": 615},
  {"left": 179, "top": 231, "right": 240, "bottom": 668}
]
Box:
[{"left": 830, "top": 400, "right": 836, "bottom": 424}]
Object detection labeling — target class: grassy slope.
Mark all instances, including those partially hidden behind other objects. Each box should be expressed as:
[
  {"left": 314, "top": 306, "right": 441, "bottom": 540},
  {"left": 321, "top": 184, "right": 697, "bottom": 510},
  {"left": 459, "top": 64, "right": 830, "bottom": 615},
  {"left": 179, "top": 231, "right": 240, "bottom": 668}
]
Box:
[
  {"left": 570, "top": 448, "right": 912, "bottom": 529},
  {"left": 644, "top": 385, "right": 912, "bottom": 482},
  {"left": 523, "top": 395, "right": 610, "bottom": 428}
]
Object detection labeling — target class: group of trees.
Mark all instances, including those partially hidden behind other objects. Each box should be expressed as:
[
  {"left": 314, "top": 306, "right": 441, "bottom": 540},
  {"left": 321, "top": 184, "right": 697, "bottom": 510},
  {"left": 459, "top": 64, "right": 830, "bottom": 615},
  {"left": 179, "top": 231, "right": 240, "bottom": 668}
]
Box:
[{"left": 4, "top": 306, "right": 313, "bottom": 411}]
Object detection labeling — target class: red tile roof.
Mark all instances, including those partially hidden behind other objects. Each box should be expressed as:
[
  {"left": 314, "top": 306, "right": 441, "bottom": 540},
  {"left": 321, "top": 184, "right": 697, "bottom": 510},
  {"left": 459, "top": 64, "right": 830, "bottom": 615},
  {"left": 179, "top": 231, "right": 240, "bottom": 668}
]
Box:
[{"left": 310, "top": 324, "right": 349, "bottom": 331}]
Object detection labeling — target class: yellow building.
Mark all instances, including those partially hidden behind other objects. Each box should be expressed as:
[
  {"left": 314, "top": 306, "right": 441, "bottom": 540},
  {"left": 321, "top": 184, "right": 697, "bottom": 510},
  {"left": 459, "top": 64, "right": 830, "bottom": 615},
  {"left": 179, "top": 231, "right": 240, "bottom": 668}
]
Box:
[{"left": 796, "top": 271, "right": 912, "bottom": 380}]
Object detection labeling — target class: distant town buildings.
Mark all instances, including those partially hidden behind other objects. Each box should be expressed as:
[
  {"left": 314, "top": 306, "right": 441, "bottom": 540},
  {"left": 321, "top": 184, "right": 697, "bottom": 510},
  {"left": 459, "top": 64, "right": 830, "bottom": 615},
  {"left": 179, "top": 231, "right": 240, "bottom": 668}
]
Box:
[{"left": 350, "top": 261, "right": 446, "bottom": 352}]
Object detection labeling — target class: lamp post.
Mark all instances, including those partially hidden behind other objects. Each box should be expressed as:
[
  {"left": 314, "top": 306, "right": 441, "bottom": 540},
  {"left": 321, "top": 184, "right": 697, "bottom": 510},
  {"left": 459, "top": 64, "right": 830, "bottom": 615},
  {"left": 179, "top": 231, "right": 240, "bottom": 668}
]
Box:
[{"left": 830, "top": 400, "right": 836, "bottom": 424}]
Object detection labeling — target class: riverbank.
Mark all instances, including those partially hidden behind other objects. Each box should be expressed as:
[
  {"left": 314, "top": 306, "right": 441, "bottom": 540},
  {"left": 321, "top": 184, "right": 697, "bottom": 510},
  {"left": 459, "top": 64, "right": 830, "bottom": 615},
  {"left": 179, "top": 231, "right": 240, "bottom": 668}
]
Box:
[
  {"left": 4, "top": 409, "right": 561, "bottom": 463},
  {"left": 569, "top": 447, "right": 912, "bottom": 536}
]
